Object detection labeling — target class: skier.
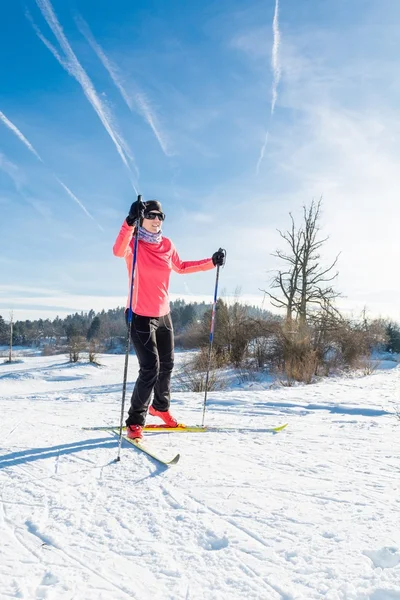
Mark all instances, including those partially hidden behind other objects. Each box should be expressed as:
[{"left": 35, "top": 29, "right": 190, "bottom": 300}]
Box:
[{"left": 113, "top": 198, "right": 225, "bottom": 439}]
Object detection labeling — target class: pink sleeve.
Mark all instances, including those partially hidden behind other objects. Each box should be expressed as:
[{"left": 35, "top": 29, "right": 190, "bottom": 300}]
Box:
[
  {"left": 171, "top": 244, "right": 215, "bottom": 274},
  {"left": 113, "top": 221, "right": 134, "bottom": 258}
]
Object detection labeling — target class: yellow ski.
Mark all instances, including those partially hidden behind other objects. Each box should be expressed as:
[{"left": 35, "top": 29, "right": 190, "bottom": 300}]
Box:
[
  {"left": 86, "top": 423, "right": 288, "bottom": 433},
  {"left": 111, "top": 429, "right": 180, "bottom": 466}
]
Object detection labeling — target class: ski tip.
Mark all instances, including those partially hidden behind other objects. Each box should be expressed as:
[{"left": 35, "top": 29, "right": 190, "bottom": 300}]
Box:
[
  {"left": 125, "top": 437, "right": 180, "bottom": 466},
  {"left": 273, "top": 423, "right": 288, "bottom": 432}
]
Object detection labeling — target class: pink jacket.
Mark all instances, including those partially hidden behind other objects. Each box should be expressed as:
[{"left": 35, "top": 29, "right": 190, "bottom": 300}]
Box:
[{"left": 113, "top": 221, "right": 215, "bottom": 317}]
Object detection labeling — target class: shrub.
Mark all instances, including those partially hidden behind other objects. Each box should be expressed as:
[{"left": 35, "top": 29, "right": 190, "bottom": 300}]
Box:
[
  {"left": 87, "top": 340, "right": 103, "bottom": 365},
  {"left": 67, "top": 335, "right": 86, "bottom": 363},
  {"left": 175, "top": 349, "right": 227, "bottom": 392}
]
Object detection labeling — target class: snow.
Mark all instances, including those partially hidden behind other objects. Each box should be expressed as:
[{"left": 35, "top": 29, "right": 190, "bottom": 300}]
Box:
[{"left": 0, "top": 351, "right": 399, "bottom": 599}]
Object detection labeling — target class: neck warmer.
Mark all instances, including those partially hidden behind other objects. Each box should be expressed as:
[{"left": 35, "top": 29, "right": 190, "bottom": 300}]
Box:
[{"left": 137, "top": 225, "right": 162, "bottom": 244}]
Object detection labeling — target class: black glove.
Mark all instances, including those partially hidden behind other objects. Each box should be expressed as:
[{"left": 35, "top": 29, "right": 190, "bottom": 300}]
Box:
[
  {"left": 212, "top": 248, "right": 225, "bottom": 267},
  {"left": 126, "top": 196, "right": 145, "bottom": 226}
]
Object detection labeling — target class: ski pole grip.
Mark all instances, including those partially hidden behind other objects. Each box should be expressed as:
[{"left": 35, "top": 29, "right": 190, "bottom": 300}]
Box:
[
  {"left": 136, "top": 194, "right": 144, "bottom": 222},
  {"left": 218, "top": 248, "right": 226, "bottom": 266}
]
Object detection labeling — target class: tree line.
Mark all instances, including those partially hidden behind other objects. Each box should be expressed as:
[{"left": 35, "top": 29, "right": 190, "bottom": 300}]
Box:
[
  {"left": 2, "top": 199, "right": 400, "bottom": 382},
  {"left": 0, "top": 300, "right": 273, "bottom": 354}
]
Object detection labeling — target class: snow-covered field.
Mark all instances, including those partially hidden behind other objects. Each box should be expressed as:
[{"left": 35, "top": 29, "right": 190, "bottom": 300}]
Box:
[{"left": 0, "top": 351, "right": 399, "bottom": 600}]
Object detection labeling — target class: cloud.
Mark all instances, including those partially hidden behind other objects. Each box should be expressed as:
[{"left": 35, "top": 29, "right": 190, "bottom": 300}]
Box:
[
  {"left": 32, "top": 0, "right": 139, "bottom": 190},
  {"left": 189, "top": 212, "right": 213, "bottom": 223},
  {"left": 0, "top": 289, "right": 129, "bottom": 320},
  {"left": 264, "top": 106, "right": 400, "bottom": 316},
  {"left": 75, "top": 14, "right": 173, "bottom": 157},
  {"left": 0, "top": 111, "right": 43, "bottom": 161},
  {"left": 0, "top": 284, "right": 62, "bottom": 295},
  {"left": 178, "top": 12, "right": 400, "bottom": 318},
  {"left": 230, "top": 26, "right": 269, "bottom": 60}
]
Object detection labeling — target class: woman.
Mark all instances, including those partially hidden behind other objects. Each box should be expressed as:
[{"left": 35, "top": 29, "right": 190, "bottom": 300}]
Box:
[{"left": 113, "top": 198, "right": 225, "bottom": 439}]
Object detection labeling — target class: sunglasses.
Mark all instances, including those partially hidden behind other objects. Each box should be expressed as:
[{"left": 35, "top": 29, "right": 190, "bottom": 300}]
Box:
[{"left": 144, "top": 211, "right": 165, "bottom": 221}]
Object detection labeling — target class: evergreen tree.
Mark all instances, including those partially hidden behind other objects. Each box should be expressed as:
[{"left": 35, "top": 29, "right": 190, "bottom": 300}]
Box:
[
  {"left": 0, "top": 315, "right": 8, "bottom": 345},
  {"left": 181, "top": 304, "right": 196, "bottom": 328},
  {"left": 386, "top": 322, "right": 400, "bottom": 353},
  {"left": 87, "top": 316, "right": 101, "bottom": 341}
]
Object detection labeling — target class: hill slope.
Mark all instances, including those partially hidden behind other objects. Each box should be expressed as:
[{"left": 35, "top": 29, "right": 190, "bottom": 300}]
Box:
[{"left": 0, "top": 354, "right": 399, "bottom": 599}]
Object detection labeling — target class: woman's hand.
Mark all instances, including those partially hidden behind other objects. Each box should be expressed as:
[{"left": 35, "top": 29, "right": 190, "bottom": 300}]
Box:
[
  {"left": 212, "top": 249, "right": 226, "bottom": 266},
  {"left": 126, "top": 197, "right": 145, "bottom": 226}
]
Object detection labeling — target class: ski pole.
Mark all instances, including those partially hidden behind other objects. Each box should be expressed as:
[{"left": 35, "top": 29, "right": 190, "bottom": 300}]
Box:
[
  {"left": 201, "top": 248, "right": 226, "bottom": 427},
  {"left": 116, "top": 195, "right": 144, "bottom": 462}
]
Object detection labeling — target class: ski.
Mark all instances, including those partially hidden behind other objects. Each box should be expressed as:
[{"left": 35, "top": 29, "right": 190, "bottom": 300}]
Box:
[
  {"left": 144, "top": 424, "right": 206, "bottom": 432},
  {"left": 111, "top": 429, "right": 180, "bottom": 466},
  {"left": 142, "top": 423, "right": 288, "bottom": 433},
  {"left": 85, "top": 423, "right": 288, "bottom": 433}
]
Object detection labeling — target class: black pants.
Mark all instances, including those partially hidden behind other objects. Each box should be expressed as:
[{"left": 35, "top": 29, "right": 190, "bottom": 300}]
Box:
[{"left": 125, "top": 312, "right": 174, "bottom": 426}]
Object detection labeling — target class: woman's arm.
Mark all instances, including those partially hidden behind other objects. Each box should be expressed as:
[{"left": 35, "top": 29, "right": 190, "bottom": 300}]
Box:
[
  {"left": 171, "top": 246, "right": 214, "bottom": 274},
  {"left": 113, "top": 221, "right": 135, "bottom": 258}
]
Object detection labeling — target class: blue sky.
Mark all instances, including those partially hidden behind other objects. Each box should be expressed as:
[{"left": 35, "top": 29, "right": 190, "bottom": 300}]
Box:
[{"left": 1, "top": 0, "right": 400, "bottom": 321}]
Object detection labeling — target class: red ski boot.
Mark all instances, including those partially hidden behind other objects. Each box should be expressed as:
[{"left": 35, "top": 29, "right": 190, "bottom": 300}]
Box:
[
  {"left": 149, "top": 405, "right": 178, "bottom": 427},
  {"left": 126, "top": 424, "right": 143, "bottom": 440}
]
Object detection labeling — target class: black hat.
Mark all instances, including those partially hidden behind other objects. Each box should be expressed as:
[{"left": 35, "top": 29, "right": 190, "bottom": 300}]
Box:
[{"left": 144, "top": 200, "right": 163, "bottom": 214}]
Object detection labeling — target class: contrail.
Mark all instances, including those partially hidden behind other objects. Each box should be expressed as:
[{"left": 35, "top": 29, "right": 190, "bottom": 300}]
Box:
[
  {"left": 256, "top": 131, "right": 269, "bottom": 175},
  {"left": 256, "top": 0, "right": 281, "bottom": 174},
  {"left": 0, "top": 110, "right": 102, "bottom": 227},
  {"left": 0, "top": 111, "right": 43, "bottom": 161},
  {"left": 0, "top": 152, "right": 47, "bottom": 219},
  {"left": 271, "top": 0, "right": 281, "bottom": 116},
  {"left": 56, "top": 178, "right": 104, "bottom": 230},
  {"left": 33, "top": 0, "right": 139, "bottom": 190},
  {"left": 75, "top": 15, "right": 133, "bottom": 109},
  {"left": 0, "top": 152, "right": 23, "bottom": 191},
  {"left": 25, "top": 9, "right": 68, "bottom": 71},
  {"left": 76, "top": 15, "right": 172, "bottom": 157},
  {"left": 0, "top": 153, "right": 46, "bottom": 218},
  {"left": 134, "top": 91, "right": 172, "bottom": 156}
]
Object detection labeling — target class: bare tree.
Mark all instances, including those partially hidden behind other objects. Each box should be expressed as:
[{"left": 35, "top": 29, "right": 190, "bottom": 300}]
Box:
[
  {"left": 263, "top": 199, "right": 340, "bottom": 326},
  {"left": 267, "top": 213, "right": 302, "bottom": 324},
  {"left": 260, "top": 199, "right": 343, "bottom": 383}
]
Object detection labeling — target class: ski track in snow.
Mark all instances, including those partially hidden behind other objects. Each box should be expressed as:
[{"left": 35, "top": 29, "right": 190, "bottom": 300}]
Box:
[{"left": 0, "top": 352, "right": 399, "bottom": 599}]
